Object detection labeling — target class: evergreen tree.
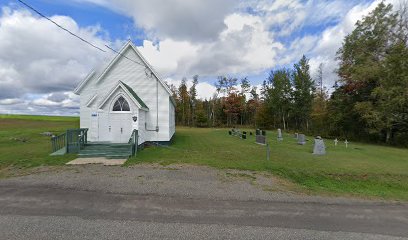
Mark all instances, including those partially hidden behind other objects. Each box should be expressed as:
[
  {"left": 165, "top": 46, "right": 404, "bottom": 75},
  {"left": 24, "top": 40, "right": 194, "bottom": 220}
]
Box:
[
  {"left": 292, "top": 55, "right": 315, "bottom": 130},
  {"left": 189, "top": 75, "right": 199, "bottom": 126},
  {"left": 178, "top": 78, "right": 189, "bottom": 126}
]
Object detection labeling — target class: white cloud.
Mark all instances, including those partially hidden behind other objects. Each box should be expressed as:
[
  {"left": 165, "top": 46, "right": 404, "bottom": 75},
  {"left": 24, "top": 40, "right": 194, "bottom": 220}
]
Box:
[
  {"left": 1, "top": 0, "right": 399, "bottom": 115},
  {"left": 138, "top": 12, "right": 283, "bottom": 78},
  {"left": 76, "top": 0, "right": 237, "bottom": 41},
  {"left": 137, "top": 39, "right": 198, "bottom": 77},
  {"left": 129, "top": 0, "right": 377, "bottom": 81},
  {"left": 0, "top": 7, "right": 109, "bottom": 114},
  {"left": 0, "top": 98, "right": 23, "bottom": 105},
  {"left": 244, "top": 0, "right": 361, "bottom": 37}
]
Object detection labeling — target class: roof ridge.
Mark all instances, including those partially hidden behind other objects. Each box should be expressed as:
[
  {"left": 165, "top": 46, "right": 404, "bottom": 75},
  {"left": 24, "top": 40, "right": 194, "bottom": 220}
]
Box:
[{"left": 120, "top": 81, "right": 149, "bottom": 110}]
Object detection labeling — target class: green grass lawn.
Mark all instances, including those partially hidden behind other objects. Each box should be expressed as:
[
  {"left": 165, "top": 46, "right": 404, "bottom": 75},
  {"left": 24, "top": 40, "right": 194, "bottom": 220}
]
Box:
[
  {"left": 1, "top": 115, "right": 407, "bottom": 200},
  {"left": 128, "top": 127, "right": 408, "bottom": 200},
  {"left": 0, "top": 115, "right": 78, "bottom": 173}
]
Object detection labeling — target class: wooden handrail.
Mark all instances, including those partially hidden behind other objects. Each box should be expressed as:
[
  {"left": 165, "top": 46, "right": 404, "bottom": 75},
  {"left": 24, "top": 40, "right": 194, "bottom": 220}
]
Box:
[
  {"left": 128, "top": 129, "right": 138, "bottom": 157},
  {"left": 51, "top": 128, "right": 88, "bottom": 154},
  {"left": 51, "top": 132, "right": 66, "bottom": 153}
]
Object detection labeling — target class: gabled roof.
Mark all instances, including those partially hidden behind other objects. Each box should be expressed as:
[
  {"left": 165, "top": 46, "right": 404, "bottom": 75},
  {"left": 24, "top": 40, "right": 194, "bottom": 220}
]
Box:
[
  {"left": 121, "top": 82, "right": 148, "bottom": 109},
  {"left": 85, "top": 94, "right": 98, "bottom": 107},
  {"left": 169, "top": 96, "right": 176, "bottom": 106},
  {"left": 73, "top": 70, "right": 95, "bottom": 94},
  {"left": 98, "top": 81, "right": 149, "bottom": 111},
  {"left": 74, "top": 41, "right": 176, "bottom": 106}
]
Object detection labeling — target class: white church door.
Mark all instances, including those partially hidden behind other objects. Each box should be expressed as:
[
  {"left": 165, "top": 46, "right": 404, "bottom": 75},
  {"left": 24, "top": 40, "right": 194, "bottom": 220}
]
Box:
[{"left": 109, "top": 96, "right": 133, "bottom": 143}]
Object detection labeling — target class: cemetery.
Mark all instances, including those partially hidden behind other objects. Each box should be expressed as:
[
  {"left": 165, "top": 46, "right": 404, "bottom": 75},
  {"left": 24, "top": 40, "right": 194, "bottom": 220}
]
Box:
[
  {"left": 128, "top": 126, "right": 408, "bottom": 200},
  {"left": 1, "top": 115, "right": 408, "bottom": 200}
]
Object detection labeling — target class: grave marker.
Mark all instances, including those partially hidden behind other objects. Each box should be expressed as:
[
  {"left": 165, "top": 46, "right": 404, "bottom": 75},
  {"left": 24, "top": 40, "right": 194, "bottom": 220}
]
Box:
[
  {"left": 256, "top": 129, "right": 266, "bottom": 145},
  {"left": 256, "top": 135, "right": 266, "bottom": 145},
  {"left": 344, "top": 139, "right": 349, "bottom": 148},
  {"left": 334, "top": 138, "right": 338, "bottom": 146},
  {"left": 313, "top": 136, "right": 326, "bottom": 155},
  {"left": 277, "top": 128, "right": 283, "bottom": 141},
  {"left": 297, "top": 134, "right": 306, "bottom": 145}
]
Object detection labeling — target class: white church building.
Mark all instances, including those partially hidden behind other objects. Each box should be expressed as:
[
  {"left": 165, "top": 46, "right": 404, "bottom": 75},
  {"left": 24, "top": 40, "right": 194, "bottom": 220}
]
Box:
[{"left": 74, "top": 41, "right": 176, "bottom": 145}]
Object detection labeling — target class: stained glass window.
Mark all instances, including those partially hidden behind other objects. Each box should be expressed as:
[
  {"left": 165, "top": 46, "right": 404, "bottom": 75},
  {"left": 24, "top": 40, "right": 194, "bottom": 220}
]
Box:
[{"left": 112, "top": 96, "right": 130, "bottom": 111}]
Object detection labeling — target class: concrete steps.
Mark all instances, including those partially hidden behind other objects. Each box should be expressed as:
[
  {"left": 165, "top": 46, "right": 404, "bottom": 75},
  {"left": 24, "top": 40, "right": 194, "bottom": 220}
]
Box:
[{"left": 78, "top": 143, "right": 131, "bottom": 159}]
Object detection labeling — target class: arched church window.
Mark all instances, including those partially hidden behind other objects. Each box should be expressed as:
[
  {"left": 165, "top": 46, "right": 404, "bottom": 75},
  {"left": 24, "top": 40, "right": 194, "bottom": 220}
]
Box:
[{"left": 112, "top": 96, "right": 130, "bottom": 111}]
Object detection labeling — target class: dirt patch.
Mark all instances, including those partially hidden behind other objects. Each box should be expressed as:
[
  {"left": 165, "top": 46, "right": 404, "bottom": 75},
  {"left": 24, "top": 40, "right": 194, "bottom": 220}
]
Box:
[
  {"left": 0, "top": 163, "right": 393, "bottom": 204},
  {"left": 0, "top": 166, "right": 66, "bottom": 179},
  {"left": 219, "top": 169, "right": 299, "bottom": 193},
  {"left": 66, "top": 158, "right": 126, "bottom": 166}
]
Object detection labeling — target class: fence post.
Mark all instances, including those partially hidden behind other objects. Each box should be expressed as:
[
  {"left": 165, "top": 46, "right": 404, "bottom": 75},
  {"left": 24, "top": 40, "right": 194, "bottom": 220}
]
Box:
[
  {"left": 51, "top": 137, "right": 54, "bottom": 153},
  {"left": 78, "top": 130, "right": 81, "bottom": 151},
  {"left": 266, "top": 143, "right": 270, "bottom": 161},
  {"left": 135, "top": 130, "right": 138, "bottom": 157}
]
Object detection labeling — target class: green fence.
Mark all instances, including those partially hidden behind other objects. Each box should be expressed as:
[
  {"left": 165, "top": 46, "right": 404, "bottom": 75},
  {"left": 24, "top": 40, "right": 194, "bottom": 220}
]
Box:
[
  {"left": 51, "top": 128, "right": 88, "bottom": 154},
  {"left": 128, "top": 129, "right": 138, "bottom": 157},
  {"left": 51, "top": 132, "right": 66, "bottom": 153}
]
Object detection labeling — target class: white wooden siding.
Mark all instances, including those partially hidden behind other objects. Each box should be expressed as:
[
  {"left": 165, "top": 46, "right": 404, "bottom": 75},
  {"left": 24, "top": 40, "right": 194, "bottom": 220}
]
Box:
[
  {"left": 78, "top": 43, "right": 175, "bottom": 143},
  {"left": 138, "top": 110, "right": 146, "bottom": 145}
]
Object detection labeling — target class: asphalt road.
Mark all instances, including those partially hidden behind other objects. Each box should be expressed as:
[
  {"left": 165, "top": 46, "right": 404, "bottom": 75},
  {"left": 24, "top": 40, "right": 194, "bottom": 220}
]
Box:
[{"left": 1, "top": 182, "right": 407, "bottom": 239}]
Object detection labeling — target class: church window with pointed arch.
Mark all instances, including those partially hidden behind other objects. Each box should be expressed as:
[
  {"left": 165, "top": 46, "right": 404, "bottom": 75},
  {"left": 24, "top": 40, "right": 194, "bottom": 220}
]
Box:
[{"left": 112, "top": 96, "right": 130, "bottom": 111}]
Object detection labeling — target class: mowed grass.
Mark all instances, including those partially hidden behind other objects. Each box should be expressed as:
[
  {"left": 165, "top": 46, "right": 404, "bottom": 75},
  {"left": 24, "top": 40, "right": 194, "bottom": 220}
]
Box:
[
  {"left": 0, "top": 115, "right": 78, "bottom": 173},
  {"left": 128, "top": 127, "right": 408, "bottom": 200},
  {"left": 1, "top": 115, "right": 407, "bottom": 200}
]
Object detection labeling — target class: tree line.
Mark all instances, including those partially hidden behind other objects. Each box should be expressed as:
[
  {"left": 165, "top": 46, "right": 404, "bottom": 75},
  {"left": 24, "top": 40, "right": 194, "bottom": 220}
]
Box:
[{"left": 168, "top": 2, "right": 408, "bottom": 146}]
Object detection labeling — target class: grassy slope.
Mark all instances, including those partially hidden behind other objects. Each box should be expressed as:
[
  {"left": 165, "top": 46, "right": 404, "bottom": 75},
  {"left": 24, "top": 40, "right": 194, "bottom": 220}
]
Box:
[
  {"left": 128, "top": 127, "right": 408, "bottom": 200},
  {"left": 0, "top": 115, "right": 78, "bottom": 170}
]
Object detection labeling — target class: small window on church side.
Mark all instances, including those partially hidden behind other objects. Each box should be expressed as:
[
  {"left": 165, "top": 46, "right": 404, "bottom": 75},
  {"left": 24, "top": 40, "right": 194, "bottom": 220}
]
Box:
[{"left": 112, "top": 96, "right": 130, "bottom": 111}]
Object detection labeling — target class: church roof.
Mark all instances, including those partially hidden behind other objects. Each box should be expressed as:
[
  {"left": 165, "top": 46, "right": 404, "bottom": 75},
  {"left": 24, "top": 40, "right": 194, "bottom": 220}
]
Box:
[
  {"left": 98, "top": 81, "right": 149, "bottom": 111},
  {"left": 74, "top": 41, "right": 176, "bottom": 107},
  {"left": 120, "top": 81, "right": 148, "bottom": 109}
]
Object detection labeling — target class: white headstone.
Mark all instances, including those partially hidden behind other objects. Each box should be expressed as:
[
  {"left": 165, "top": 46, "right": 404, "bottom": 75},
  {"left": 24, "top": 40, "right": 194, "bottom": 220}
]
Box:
[
  {"left": 313, "top": 137, "right": 326, "bottom": 155},
  {"left": 277, "top": 128, "right": 283, "bottom": 141},
  {"left": 334, "top": 138, "right": 338, "bottom": 146},
  {"left": 344, "top": 139, "right": 349, "bottom": 148}
]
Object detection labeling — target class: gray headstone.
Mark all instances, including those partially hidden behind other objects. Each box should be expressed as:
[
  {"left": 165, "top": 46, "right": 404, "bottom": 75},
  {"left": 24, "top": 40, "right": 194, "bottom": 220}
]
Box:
[
  {"left": 313, "top": 138, "right": 326, "bottom": 155},
  {"left": 294, "top": 133, "right": 298, "bottom": 139},
  {"left": 297, "top": 134, "right": 306, "bottom": 145},
  {"left": 256, "top": 135, "right": 266, "bottom": 145},
  {"left": 277, "top": 128, "right": 283, "bottom": 141}
]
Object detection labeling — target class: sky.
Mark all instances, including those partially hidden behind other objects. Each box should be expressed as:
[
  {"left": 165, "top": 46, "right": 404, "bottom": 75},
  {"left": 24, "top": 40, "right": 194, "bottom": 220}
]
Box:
[{"left": 0, "top": 0, "right": 398, "bottom": 115}]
